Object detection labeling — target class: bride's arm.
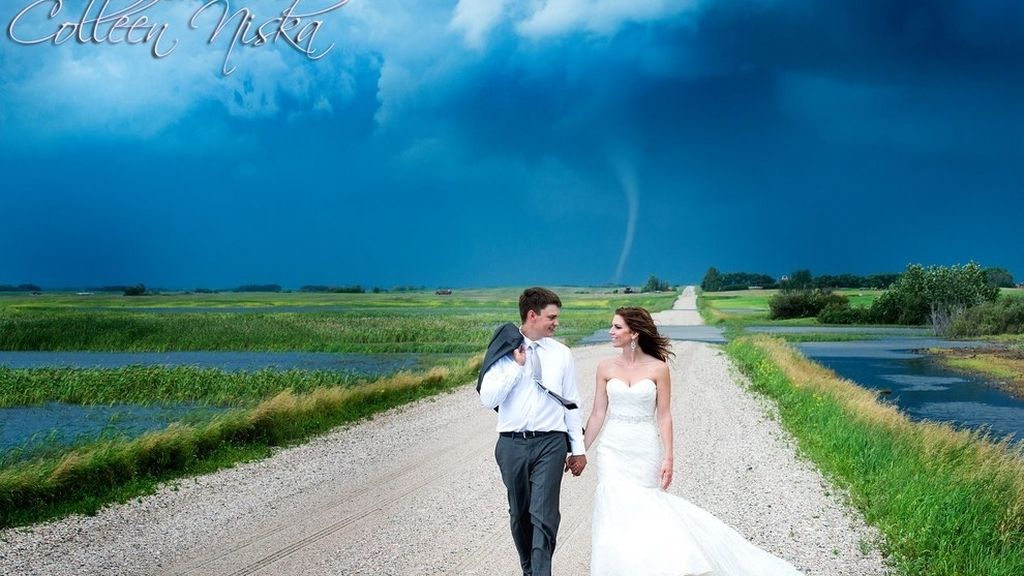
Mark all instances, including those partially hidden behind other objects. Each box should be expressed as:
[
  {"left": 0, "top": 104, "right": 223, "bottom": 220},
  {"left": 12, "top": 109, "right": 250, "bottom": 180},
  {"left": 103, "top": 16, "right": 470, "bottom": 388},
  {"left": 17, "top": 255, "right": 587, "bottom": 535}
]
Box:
[
  {"left": 655, "top": 363, "right": 674, "bottom": 489},
  {"left": 583, "top": 362, "right": 610, "bottom": 450}
]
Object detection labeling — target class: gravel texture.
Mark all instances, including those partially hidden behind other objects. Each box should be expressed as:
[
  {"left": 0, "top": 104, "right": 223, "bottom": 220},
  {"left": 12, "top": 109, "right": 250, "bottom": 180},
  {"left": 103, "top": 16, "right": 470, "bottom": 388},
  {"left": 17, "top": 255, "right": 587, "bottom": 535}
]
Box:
[{"left": 0, "top": 292, "right": 892, "bottom": 576}]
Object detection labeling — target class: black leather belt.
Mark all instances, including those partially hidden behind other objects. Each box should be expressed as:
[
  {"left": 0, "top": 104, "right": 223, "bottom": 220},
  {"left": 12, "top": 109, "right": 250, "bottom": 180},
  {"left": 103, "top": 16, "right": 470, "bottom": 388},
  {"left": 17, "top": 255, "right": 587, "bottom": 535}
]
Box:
[{"left": 499, "top": 430, "right": 566, "bottom": 439}]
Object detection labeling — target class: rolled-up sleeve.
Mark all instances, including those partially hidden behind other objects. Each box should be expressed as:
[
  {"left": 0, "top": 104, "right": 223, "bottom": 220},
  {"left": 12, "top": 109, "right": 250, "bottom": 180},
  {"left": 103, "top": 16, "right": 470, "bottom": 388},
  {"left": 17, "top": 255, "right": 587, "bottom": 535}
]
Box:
[{"left": 479, "top": 355, "right": 524, "bottom": 409}]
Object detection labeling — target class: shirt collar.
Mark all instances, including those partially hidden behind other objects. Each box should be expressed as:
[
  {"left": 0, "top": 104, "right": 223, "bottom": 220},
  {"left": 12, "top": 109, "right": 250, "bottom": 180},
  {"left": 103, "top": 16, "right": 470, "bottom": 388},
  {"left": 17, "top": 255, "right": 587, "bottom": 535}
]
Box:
[{"left": 519, "top": 329, "right": 545, "bottom": 349}]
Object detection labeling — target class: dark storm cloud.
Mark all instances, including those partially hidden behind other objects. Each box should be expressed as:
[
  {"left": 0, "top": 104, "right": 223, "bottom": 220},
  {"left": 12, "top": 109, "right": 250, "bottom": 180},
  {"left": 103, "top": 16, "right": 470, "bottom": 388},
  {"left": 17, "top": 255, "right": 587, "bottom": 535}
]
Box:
[{"left": 0, "top": 1, "right": 1020, "bottom": 287}]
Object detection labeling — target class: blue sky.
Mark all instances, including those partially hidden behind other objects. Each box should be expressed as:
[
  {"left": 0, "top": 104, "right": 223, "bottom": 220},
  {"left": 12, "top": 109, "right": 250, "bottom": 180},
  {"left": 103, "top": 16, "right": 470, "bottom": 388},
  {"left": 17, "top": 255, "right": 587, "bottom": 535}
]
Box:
[{"left": 2, "top": 0, "right": 1022, "bottom": 289}]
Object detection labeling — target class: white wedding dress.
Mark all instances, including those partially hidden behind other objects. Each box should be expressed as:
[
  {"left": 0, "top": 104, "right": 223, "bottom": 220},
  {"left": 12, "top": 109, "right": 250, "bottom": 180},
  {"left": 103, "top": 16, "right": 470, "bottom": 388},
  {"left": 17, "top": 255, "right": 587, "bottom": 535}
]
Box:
[{"left": 591, "top": 378, "right": 804, "bottom": 576}]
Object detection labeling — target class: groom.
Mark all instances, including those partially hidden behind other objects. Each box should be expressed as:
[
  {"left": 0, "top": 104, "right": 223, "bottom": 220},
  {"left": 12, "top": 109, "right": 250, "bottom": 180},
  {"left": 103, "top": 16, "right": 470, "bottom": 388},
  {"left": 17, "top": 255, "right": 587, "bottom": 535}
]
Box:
[{"left": 478, "top": 287, "right": 587, "bottom": 576}]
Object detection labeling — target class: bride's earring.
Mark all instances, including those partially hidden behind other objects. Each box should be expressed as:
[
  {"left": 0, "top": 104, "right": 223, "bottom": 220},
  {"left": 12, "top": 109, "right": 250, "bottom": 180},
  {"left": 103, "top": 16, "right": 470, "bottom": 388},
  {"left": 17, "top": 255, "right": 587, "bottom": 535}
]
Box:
[{"left": 630, "top": 339, "right": 637, "bottom": 352}]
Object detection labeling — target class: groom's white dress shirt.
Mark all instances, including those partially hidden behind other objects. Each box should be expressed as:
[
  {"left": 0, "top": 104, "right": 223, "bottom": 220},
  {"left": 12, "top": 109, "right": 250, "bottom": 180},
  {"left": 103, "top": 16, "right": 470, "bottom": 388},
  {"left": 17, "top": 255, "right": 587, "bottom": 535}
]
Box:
[{"left": 479, "top": 335, "right": 586, "bottom": 456}]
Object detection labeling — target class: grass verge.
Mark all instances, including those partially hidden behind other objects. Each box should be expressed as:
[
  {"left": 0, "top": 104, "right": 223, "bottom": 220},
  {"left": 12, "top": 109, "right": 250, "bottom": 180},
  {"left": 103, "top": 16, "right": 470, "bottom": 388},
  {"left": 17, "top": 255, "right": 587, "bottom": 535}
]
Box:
[{"left": 726, "top": 335, "right": 1024, "bottom": 576}]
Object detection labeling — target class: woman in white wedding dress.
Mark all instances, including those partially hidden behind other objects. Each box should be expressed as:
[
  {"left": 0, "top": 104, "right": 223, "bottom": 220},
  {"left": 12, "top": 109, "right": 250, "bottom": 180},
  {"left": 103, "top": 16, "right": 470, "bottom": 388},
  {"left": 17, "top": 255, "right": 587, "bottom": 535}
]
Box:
[{"left": 583, "top": 307, "right": 804, "bottom": 576}]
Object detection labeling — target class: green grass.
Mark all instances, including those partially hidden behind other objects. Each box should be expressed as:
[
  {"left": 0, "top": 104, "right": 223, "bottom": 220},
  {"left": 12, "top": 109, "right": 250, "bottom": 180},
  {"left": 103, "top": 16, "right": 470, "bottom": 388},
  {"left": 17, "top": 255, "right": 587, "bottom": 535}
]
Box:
[
  {"left": 0, "top": 288, "right": 679, "bottom": 528},
  {"left": 0, "top": 286, "right": 659, "bottom": 311},
  {"left": 699, "top": 289, "right": 775, "bottom": 323},
  {"left": 981, "top": 334, "right": 1024, "bottom": 346},
  {"left": 1, "top": 289, "right": 517, "bottom": 310},
  {"left": 699, "top": 289, "right": 884, "bottom": 325},
  {"left": 727, "top": 336, "right": 1024, "bottom": 576},
  {"left": 0, "top": 291, "right": 677, "bottom": 353},
  {"left": 929, "top": 348, "right": 1024, "bottom": 399},
  {"left": 773, "top": 333, "right": 893, "bottom": 343},
  {"left": 0, "top": 366, "right": 387, "bottom": 407}
]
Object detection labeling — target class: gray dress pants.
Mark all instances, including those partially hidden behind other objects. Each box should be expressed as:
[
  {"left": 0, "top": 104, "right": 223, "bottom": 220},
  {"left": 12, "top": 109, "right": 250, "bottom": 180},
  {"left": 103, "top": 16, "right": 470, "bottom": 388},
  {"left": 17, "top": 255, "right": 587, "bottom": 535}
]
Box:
[{"left": 495, "top": 432, "right": 569, "bottom": 576}]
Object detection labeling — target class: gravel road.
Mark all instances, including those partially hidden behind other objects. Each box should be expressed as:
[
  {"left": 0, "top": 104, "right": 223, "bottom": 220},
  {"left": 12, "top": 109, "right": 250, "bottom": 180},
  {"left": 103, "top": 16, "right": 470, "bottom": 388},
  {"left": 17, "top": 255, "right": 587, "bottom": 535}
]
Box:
[{"left": 0, "top": 290, "right": 891, "bottom": 575}]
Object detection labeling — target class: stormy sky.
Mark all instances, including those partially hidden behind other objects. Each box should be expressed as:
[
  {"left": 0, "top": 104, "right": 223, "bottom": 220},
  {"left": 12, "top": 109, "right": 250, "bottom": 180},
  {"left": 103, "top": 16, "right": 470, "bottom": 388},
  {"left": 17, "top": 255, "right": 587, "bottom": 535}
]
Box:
[{"left": 1, "top": 0, "right": 1021, "bottom": 289}]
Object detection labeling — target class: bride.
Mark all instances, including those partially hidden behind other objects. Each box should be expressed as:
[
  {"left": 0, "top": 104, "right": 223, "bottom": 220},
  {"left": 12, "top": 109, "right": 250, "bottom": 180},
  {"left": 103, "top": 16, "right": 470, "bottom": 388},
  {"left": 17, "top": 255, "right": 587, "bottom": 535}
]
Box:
[{"left": 583, "top": 307, "right": 805, "bottom": 576}]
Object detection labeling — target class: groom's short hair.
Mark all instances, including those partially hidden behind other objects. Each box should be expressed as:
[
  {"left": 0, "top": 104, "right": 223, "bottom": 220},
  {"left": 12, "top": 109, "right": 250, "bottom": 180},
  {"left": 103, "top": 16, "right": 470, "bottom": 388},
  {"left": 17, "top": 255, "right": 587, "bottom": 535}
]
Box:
[{"left": 519, "top": 287, "right": 562, "bottom": 322}]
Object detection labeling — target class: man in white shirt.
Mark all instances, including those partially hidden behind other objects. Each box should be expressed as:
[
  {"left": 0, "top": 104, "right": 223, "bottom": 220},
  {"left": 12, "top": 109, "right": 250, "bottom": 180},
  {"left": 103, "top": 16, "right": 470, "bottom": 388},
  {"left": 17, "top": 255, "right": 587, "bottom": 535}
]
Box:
[{"left": 479, "top": 287, "right": 586, "bottom": 576}]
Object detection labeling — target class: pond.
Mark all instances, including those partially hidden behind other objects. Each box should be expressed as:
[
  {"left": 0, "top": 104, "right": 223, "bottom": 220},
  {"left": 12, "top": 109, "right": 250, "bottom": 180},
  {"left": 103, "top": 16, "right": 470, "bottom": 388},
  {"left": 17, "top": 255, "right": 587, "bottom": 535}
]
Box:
[
  {"left": 796, "top": 339, "right": 1024, "bottom": 442},
  {"left": 0, "top": 402, "right": 228, "bottom": 464},
  {"left": 0, "top": 351, "right": 464, "bottom": 464}
]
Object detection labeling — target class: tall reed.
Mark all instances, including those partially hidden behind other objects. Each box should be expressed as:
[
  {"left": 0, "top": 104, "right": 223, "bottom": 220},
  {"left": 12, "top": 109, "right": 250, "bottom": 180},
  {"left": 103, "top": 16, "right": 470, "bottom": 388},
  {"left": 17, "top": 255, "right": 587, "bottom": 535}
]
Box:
[{"left": 0, "top": 366, "right": 372, "bottom": 407}]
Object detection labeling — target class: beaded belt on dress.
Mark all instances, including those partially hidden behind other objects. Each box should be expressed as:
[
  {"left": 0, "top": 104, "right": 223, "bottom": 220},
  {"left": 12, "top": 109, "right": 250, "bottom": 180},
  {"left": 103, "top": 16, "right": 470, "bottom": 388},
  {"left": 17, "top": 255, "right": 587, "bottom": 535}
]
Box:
[{"left": 608, "top": 413, "right": 654, "bottom": 424}]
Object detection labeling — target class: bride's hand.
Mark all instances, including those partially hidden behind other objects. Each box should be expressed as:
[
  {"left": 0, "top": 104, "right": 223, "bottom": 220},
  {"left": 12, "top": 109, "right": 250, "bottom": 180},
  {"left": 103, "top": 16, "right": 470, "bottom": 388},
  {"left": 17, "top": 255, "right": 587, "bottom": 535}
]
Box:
[{"left": 660, "top": 459, "right": 673, "bottom": 490}]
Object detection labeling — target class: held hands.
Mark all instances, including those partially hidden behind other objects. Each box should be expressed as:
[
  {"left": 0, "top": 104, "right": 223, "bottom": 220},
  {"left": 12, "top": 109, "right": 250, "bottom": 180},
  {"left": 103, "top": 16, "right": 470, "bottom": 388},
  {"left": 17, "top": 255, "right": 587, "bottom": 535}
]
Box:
[
  {"left": 660, "top": 459, "right": 673, "bottom": 490},
  {"left": 565, "top": 454, "right": 587, "bottom": 476}
]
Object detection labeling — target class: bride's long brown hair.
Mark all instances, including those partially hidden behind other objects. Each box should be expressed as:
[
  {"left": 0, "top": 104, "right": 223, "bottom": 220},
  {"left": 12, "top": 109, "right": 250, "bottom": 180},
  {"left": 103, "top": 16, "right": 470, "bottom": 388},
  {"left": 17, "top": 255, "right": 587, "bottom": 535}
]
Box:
[{"left": 615, "top": 306, "right": 674, "bottom": 362}]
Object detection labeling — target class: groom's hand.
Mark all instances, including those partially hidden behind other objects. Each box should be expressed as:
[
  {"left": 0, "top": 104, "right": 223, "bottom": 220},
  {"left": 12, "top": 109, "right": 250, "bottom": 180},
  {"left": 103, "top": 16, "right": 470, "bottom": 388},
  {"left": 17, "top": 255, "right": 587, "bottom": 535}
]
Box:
[
  {"left": 513, "top": 345, "right": 527, "bottom": 366},
  {"left": 565, "top": 455, "right": 587, "bottom": 476}
]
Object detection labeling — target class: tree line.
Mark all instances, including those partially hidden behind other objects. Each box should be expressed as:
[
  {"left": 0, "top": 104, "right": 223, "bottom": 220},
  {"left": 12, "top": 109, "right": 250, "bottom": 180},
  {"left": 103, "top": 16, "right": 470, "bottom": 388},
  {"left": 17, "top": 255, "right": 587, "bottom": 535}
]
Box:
[
  {"left": 702, "top": 266, "right": 1015, "bottom": 293},
  {"left": 700, "top": 268, "right": 902, "bottom": 292},
  {"left": 764, "top": 262, "right": 1020, "bottom": 337},
  {"left": 0, "top": 284, "right": 42, "bottom": 292}
]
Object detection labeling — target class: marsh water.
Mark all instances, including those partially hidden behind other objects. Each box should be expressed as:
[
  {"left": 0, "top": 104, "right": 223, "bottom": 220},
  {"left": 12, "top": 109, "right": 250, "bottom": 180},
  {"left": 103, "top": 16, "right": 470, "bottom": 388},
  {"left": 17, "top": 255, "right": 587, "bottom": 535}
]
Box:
[
  {"left": 5, "top": 327, "right": 1020, "bottom": 462},
  {"left": 587, "top": 323, "right": 1023, "bottom": 443},
  {"left": 795, "top": 339, "right": 1023, "bottom": 442},
  {"left": 0, "top": 352, "right": 457, "bottom": 461},
  {"left": 0, "top": 402, "right": 228, "bottom": 462}
]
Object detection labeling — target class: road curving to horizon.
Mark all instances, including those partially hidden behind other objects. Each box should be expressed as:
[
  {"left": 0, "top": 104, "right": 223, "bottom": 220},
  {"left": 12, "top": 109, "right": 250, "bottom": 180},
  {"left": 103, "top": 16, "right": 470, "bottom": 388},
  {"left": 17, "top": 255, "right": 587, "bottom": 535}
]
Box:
[{"left": 0, "top": 287, "right": 891, "bottom": 575}]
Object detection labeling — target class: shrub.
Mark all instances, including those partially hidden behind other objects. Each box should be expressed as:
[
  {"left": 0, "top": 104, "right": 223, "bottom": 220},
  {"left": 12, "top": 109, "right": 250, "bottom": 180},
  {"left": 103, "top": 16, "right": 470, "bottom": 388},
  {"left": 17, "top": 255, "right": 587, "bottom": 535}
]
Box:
[
  {"left": 869, "top": 262, "right": 999, "bottom": 333},
  {"left": 817, "top": 302, "right": 871, "bottom": 324},
  {"left": 949, "top": 295, "right": 1024, "bottom": 337},
  {"left": 769, "top": 289, "right": 848, "bottom": 320},
  {"left": 869, "top": 287, "right": 928, "bottom": 325}
]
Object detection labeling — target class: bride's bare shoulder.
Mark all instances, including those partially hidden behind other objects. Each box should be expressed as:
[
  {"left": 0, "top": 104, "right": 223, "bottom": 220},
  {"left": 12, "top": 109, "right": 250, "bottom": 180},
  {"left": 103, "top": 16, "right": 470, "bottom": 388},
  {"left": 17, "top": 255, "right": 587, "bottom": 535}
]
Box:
[{"left": 654, "top": 359, "right": 671, "bottom": 379}]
